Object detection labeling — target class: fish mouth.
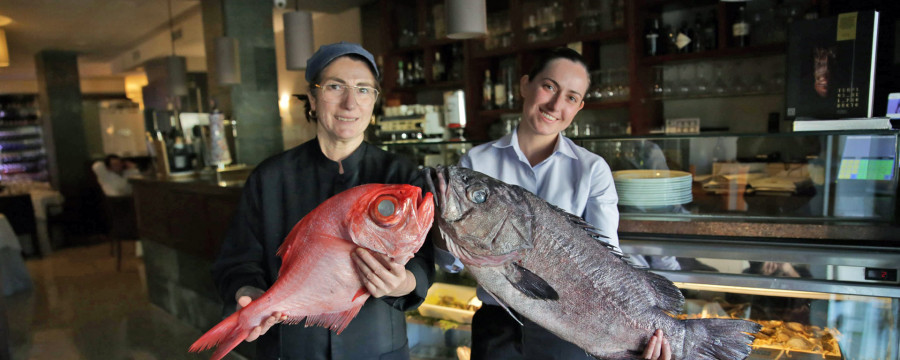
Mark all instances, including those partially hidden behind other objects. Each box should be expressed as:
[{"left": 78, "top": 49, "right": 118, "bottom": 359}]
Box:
[{"left": 424, "top": 166, "right": 449, "bottom": 210}]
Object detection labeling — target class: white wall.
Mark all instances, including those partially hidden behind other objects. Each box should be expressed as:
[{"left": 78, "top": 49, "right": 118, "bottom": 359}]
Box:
[
  {"left": 0, "top": 78, "right": 125, "bottom": 95},
  {"left": 108, "top": 6, "right": 207, "bottom": 74}
]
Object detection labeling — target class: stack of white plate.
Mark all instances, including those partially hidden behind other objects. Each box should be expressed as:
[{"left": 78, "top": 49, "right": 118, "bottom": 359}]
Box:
[{"left": 613, "top": 170, "right": 693, "bottom": 207}]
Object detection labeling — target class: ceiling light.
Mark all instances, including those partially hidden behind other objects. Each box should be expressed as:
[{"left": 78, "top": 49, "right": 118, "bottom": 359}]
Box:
[
  {"left": 215, "top": 37, "right": 241, "bottom": 85},
  {"left": 166, "top": 0, "right": 188, "bottom": 96},
  {"left": 445, "top": 0, "right": 487, "bottom": 39},
  {"left": 0, "top": 29, "right": 8, "bottom": 67},
  {"left": 283, "top": 10, "right": 314, "bottom": 70}
]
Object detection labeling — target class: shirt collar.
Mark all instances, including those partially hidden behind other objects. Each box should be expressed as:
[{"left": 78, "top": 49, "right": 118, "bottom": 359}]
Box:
[
  {"left": 493, "top": 127, "right": 579, "bottom": 162},
  {"left": 311, "top": 137, "right": 367, "bottom": 173}
]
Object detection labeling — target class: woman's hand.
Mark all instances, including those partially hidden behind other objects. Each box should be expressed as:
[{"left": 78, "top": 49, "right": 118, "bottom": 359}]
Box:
[
  {"left": 641, "top": 329, "right": 671, "bottom": 360},
  {"left": 234, "top": 286, "right": 287, "bottom": 342},
  {"left": 351, "top": 248, "right": 416, "bottom": 298}
]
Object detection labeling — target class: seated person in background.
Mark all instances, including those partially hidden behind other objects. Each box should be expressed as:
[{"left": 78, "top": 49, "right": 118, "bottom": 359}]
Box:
[{"left": 92, "top": 154, "right": 141, "bottom": 196}]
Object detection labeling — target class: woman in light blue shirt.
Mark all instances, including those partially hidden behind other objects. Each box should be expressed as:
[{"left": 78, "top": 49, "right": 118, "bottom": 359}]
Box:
[{"left": 452, "top": 48, "right": 672, "bottom": 360}]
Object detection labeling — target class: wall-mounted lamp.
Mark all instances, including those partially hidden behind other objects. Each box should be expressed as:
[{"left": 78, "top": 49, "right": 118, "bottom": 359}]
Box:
[
  {"left": 284, "top": 10, "right": 314, "bottom": 70},
  {"left": 445, "top": 0, "right": 487, "bottom": 39},
  {"left": 0, "top": 28, "right": 9, "bottom": 67}
]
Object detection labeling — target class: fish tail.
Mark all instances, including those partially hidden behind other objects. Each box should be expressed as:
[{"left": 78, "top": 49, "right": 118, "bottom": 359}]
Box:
[
  {"left": 683, "top": 318, "right": 762, "bottom": 360},
  {"left": 189, "top": 310, "right": 250, "bottom": 360}
]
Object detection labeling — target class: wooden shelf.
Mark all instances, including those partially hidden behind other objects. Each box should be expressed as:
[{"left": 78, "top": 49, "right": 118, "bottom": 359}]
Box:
[
  {"left": 583, "top": 100, "right": 630, "bottom": 110},
  {"left": 478, "top": 108, "right": 521, "bottom": 118},
  {"left": 641, "top": 43, "right": 786, "bottom": 66}
]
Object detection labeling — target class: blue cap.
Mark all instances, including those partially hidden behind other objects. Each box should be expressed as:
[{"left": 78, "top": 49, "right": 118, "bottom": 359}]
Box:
[{"left": 305, "top": 41, "right": 379, "bottom": 82}]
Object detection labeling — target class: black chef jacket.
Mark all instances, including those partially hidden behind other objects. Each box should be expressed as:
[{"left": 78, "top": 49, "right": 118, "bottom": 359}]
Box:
[{"left": 212, "top": 138, "right": 435, "bottom": 360}]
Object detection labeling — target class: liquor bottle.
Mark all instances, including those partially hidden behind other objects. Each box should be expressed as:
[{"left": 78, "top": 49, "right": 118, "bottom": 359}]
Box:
[
  {"left": 482, "top": 69, "right": 493, "bottom": 110},
  {"left": 432, "top": 51, "right": 445, "bottom": 82},
  {"left": 663, "top": 24, "right": 677, "bottom": 55},
  {"left": 493, "top": 68, "right": 507, "bottom": 109},
  {"left": 397, "top": 60, "right": 406, "bottom": 87},
  {"left": 449, "top": 44, "right": 463, "bottom": 81},
  {"left": 505, "top": 67, "right": 516, "bottom": 109},
  {"left": 644, "top": 18, "right": 660, "bottom": 56},
  {"left": 692, "top": 14, "right": 705, "bottom": 52},
  {"left": 406, "top": 61, "right": 415, "bottom": 85},
  {"left": 733, "top": 6, "right": 749, "bottom": 47},
  {"left": 704, "top": 10, "right": 718, "bottom": 50}
]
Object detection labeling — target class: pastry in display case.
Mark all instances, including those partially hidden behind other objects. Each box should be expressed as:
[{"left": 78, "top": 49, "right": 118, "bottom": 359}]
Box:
[{"left": 621, "top": 236, "right": 900, "bottom": 360}]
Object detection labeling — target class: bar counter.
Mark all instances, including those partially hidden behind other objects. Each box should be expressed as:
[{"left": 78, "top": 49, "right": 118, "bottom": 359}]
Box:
[{"left": 130, "top": 174, "right": 898, "bottom": 359}]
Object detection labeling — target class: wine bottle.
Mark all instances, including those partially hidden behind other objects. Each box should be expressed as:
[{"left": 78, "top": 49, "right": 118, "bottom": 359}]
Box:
[
  {"left": 483, "top": 70, "right": 494, "bottom": 110},
  {"left": 644, "top": 18, "right": 660, "bottom": 56},
  {"left": 733, "top": 6, "right": 749, "bottom": 47}
]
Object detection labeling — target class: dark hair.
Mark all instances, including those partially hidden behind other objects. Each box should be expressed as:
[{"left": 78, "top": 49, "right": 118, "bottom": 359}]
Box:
[
  {"left": 526, "top": 47, "right": 591, "bottom": 89},
  {"left": 304, "top": 54, "right": 383, "bottom": 123},
  {"left": 103, "top": 154, "right": 122, "bottom": 168}
]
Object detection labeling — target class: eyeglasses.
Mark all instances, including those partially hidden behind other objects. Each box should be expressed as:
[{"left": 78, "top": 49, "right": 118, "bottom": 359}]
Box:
[{"left": 314, "top": 82, "right": 380, "bottom": 105}]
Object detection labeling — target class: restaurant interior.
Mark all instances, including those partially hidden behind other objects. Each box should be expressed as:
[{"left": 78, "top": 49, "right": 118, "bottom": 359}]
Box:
[{"left": 2, "top": 0, "right": 900, "bottom": 359}]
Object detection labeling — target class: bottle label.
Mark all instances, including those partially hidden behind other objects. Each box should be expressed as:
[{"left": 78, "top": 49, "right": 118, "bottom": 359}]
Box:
[
  {"left": 733, "top": 22, "right": 749, "bottom": 37},
  {"left": 675, "top": 33, "right": 692, "bottom": 49}
]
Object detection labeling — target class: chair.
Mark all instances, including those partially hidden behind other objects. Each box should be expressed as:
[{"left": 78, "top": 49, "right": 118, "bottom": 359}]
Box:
[
  {"left": 103, "top": 195, "right": 139, "bottom": 271},
  {"left": 0, "top": 194, "right": 38, "bottom": 257}
]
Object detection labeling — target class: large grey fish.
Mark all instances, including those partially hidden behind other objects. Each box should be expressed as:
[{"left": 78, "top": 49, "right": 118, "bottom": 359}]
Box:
[{"left": 426, "top": 165, "right": 761, "bottom": 360}]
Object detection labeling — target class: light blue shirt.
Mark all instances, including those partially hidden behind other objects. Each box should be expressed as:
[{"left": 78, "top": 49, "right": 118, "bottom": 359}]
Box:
[{"left": 460, "top": 128, "right": 621, "bottom": 247}]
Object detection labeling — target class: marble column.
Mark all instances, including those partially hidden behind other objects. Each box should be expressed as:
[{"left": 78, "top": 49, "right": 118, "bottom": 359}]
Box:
[
  {"left": 35, "top": 51, "right": 94, "bottom": 236},
  {"left": 201, "top": 0, "right": 282, "bottom": 166}
]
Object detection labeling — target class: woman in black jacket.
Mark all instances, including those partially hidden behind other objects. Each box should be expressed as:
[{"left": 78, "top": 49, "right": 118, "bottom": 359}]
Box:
[{"left": 212, "top": 42, "right": 434, "bottom": 360}]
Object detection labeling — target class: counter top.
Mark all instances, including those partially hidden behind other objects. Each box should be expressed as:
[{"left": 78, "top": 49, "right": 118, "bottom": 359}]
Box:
[
  {"left": 130, "top": 173, "right": 897, "bottom": 244},
  {"left": 620, "top": 218, "right": 898, "bottom": 244},
  {"left": 130, "top": 175, "right": 245, "bottom": 195}
]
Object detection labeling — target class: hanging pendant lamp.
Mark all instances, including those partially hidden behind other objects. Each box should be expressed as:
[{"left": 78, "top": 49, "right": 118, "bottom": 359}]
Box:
[
  {"left": 284, "top": 10, "right": 314, "bottom": 70},
  {"left": 445, "top": 0, "right": 487, "bottom": 39},
  {"left": 166, "top": 0, "right": 188, "bottom": 96},
  {"left": 215, "top": 36, "right": 241, "bottom": 85}
]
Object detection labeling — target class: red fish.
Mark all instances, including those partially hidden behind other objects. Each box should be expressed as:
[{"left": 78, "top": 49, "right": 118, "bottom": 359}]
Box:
[{"left": 189, "top": 184, "right": 434, "bottom": 360}]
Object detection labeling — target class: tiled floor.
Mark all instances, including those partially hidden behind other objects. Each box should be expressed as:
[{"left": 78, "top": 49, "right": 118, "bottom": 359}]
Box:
[{"left": 5, "top": 241, "right": 245, "bottom": 360}]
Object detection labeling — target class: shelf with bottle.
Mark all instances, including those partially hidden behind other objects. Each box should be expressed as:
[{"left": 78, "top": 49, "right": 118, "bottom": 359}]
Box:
[
  {"left": 475, "top": 56, "right": 520, "bottom": 113},
  {"left": 639, "top": 0, "right": 821, "bottom": 64}
]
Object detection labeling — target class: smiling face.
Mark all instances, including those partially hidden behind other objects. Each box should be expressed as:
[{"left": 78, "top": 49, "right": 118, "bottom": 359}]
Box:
[
  {"left": 518, "top": 58, "right": 589, "bottom": 139},
  {"left": 310, "top": 56, "right": 378, "bottom": 145}
]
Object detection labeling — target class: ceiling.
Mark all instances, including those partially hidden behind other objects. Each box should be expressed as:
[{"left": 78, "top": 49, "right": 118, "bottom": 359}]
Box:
[{"left": 0, "top": 0, "right": 375, "bottom": 81}]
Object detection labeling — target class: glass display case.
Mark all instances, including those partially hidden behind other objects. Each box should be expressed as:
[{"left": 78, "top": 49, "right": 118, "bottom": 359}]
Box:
[
  {"left": 381, "top": 130, "right": 899, "bottom": 224},
  {"left": 576, "top": 130, "right": 899, "bottom": 224},
  {"left": 383, "top": 130, "right": 900, "bottom": 360},
  {"left": 622, "top": 236, "right": 900, "bottom": 360}
]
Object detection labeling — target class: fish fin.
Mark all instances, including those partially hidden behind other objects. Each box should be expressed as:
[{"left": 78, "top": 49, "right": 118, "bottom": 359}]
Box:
[
  {"left": 504, "top": 263, "right": 559, "bottom": 301},
  {"left": 189, "top": 310, "right": 250, "bottom": 360},
  {"left": 643, "top": 270, "right": 684, "bottom": 313},
  {"left": 304, "top": 304, "right": 365, "bottom": 335},
  {"left": 683, "top": 318, "right": 762, "bottom": 360},
  {"left": 482, "top": 288, "right": 524, "bottom": 326},
  {"left": 351, "top": 287, "right": 367, "bottom": 302}
]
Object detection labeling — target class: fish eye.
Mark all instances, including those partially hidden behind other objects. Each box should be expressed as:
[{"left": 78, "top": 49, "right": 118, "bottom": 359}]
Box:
[
  {"left": 370, "top": 195, "right": 402, "bottom": 227},
  {"left": 467, "top": 186, "right": 488, "bottom": 204},
  {"left": 377, "top": 199, "right": 395, "bottom": 216}
]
